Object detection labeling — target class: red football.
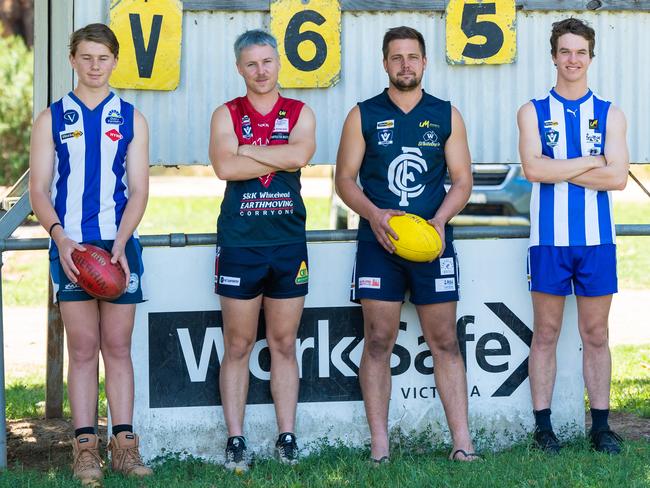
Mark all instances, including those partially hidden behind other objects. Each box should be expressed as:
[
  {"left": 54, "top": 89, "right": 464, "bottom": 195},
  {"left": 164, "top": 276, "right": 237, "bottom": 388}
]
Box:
[{"left": 71, "top": 244, "right": 126, "bottom": 300}]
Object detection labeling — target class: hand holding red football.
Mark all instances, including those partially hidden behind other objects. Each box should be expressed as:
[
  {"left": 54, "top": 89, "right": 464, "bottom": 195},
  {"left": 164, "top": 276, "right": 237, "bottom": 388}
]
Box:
[{"left": 71, "top": 245, "right": 127, "bottom": 300}]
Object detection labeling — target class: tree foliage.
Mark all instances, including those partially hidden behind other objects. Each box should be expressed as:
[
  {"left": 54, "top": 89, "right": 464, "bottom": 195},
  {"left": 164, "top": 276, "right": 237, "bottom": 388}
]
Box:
[{"left": 0, "top": 33, "right": 33, "bottom": 186}]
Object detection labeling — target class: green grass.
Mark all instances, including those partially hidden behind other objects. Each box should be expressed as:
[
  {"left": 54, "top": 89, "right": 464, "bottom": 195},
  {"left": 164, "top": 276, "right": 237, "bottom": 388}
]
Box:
[
  {"left": 610, "top": 344, "right": 650, "bottom": 417},
  {"left": 0, "top": 439, "right": 649, "bottom": 487},
  {"left": 613, "top": 201, "right": 650, "bottom": 289}
]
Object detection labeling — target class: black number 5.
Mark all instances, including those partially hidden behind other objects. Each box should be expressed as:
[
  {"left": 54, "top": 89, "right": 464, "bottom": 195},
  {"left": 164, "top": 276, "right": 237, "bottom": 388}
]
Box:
[
  {"left": 284, "top": 10, "right": 327, "bottom": 72},
  {"left": 461, "top": 3, "right": 504, "bottom": 59}
]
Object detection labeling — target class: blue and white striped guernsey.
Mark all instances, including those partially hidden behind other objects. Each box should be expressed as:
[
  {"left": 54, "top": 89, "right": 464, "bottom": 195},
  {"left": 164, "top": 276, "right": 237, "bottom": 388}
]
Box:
[
  {"left": 49, "top": 92, "right": 135, "bottom": 244},
  {"left": 529, "top": 88, "right": 615, "bottom": 247}
]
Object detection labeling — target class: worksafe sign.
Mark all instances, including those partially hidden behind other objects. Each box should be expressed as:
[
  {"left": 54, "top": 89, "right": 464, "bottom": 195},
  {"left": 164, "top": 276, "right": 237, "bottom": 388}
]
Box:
[
  {"left": 133, "top": 240, "right": 583, "bottom": 461},
  {"left": 109, "top": 0, "right": 182, "bottom": 90}
]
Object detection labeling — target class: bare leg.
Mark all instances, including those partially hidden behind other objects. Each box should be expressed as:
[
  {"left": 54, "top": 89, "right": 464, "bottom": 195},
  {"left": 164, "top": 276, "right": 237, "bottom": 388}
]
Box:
[
  {"left": 529, "top": 292, "right": 566, "bottom": 411},
  {"left": 577, "top": 295, "right": 613, "bottom": 410},
  {"left": 59, "top": 300, "right": 101, "bottom": 429},
  {"left": 263, "top": 296, "right": 304, "bottom": 434},
  {"left": 358, "top": 299, "right": 401, "bottom": 460},
  {"left": 99, "top": 302, "right": 136, "bottom": 425},
  {"left": 417, "top": 302, "right": 476, "bottom": 461},
  {"left": 219, "top": 295, "right": 263, "bottom": 437}
]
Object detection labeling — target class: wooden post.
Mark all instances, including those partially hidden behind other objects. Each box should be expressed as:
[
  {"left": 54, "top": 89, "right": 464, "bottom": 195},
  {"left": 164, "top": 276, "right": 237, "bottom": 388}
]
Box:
[{"left": 45, "top": 280, "right": 64, "bottom": 418}]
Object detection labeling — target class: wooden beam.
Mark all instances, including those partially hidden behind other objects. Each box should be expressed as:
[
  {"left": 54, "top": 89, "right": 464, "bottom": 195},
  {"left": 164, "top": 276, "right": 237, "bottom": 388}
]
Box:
[
  {"left": 45, "top": 282, "right": 64, "bottom": 419},
  {"left": 182, "top": 0, "right": 650, "bottom": 12}
]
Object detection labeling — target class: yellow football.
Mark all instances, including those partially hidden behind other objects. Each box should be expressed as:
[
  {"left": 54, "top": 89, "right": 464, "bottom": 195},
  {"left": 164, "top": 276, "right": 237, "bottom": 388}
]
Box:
[{"left": 388, "top": 213, "right": 442, "bottom": 262}]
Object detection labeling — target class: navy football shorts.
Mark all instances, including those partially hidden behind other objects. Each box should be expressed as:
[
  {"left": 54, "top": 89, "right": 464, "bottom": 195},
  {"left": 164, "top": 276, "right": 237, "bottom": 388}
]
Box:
[
  {"left": 527, "top": 244, "right": 617, "bottom": 297},
  {"left": 50, "top": 237, "right": 145, "bottom": 304},
  {"left": 351, "top": 239, "right": 460, "bottom": 305},
  {"left": 214, "top": 242, "right": 309, "bottom": 299}
]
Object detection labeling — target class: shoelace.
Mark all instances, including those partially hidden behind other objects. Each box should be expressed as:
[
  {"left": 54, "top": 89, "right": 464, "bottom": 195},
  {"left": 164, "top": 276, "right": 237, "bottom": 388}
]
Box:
[
  {"left": 278, "top": 440, "right": 297, "bottom": 457},
  {"left": 595, "top": 430, "right": 623, "bottom": 443},
  {"left": 123, "top": 446, "right": 146, "bottom": 469},
  {"left": 75, "top": 448, "right": 102, "bottom": 471}
]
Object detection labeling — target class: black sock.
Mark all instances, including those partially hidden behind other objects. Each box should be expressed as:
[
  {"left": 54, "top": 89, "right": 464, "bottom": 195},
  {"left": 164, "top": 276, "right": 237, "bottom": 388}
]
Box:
[
  {"left": 534, "top": 408, "right": 553, "bottom": 432},
  {"left": 112, "top": 424, "right": 133, "bottom": 436},
  {"left": 75, "top": 426, "right": 95, "bottom": 438},
  {"left": 590, "top": 408, "right": 610, "bottom": 433}
]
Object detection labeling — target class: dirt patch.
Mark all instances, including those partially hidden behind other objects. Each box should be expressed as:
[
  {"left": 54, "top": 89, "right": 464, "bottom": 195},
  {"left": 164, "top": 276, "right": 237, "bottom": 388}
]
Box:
[
  {"left": 7, "top": 417, "right": 107, "bottom": 471},
  {"left": 5, "top": 412, "right": 648, "bottom": 471}
]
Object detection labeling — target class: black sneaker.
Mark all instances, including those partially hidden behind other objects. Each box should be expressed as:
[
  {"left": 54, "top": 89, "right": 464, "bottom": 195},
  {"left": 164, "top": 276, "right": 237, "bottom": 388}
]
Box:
[
  {"left": 224, "top": 436, "right": 249, "bottom": 473},
  {"left": 533, "top": 428, "right": 561, "bottom": 454},
  {"left": 590, "top": 429, "right": 623, "bottom": 454},
  {"left": 275, "top": 432, "right": 298, "bottom": 465}
]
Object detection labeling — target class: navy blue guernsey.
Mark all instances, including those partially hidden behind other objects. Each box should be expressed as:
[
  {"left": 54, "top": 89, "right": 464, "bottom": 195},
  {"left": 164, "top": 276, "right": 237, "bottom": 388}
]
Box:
[{"left": 357, "top": 89, "right": 453, "bottom": 243}]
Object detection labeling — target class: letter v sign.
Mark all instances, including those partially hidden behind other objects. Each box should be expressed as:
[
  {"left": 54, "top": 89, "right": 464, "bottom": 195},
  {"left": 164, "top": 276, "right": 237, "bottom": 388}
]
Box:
[
  {"left": 485, "top": 302, "right": 533, "bottom": 397},
  {"left": 129, "top": 13, "right": 163, "bottom": 78}
]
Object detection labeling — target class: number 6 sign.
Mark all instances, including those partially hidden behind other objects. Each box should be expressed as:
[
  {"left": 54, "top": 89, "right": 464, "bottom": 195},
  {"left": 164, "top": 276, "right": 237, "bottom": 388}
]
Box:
[
  {"left": 446, "top": 0, "right": 516, "bottom": 65},
  {"left": 270, "top": 0, "right": 341, "bottom": 88}
]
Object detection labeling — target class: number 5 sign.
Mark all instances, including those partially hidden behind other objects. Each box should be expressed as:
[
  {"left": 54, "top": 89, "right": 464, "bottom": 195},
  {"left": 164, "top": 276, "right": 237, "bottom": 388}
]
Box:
[
  {"left": 446, "top": 0, "right": 516, "bottom": 65},
  {"left": 270, "top": 0, "right": 341, "bottom": 88}
]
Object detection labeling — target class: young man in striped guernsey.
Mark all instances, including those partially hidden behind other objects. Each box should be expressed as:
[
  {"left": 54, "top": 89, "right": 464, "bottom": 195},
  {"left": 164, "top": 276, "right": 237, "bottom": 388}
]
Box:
[
  {"left": 518, "top": 18, "right": 629, "bottom": 454},
  {"left": 209, "top": 30, "right": 316, "bottom": 471},
  {"left": 29, "top": 24, "right": 152, "bottom": 484}
]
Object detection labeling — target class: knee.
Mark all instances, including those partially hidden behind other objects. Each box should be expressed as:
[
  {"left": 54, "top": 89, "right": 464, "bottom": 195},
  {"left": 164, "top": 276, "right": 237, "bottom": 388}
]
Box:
[
  {"left": 364, "top": 326, "right": 396, "bottom": 360},
  {"left": 68, "top": 340, "right": 100, "bottom": 365},
  {"left": 581, "top": 326, "right": 608, "bottom": 349},
  {"left": 267, "top": 335, "right": 296, "bottom": 360},
  {"left": 224, "top": 336, "right": 255, "bottom": 362},
  {"left": 100, "top": 339, "right": 132, "bottom": 362},
  {"left": 428, "top": 335, "right": 460, "bottom": 357},
  {"left": 532, "top": 323, "right": 561, "bottom": 348}
]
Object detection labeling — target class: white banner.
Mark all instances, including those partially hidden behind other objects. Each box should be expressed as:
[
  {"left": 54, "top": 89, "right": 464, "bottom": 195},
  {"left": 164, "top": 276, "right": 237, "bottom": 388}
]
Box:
[{"left": 131, "top": 239, "right": 583, "bottom": 461}]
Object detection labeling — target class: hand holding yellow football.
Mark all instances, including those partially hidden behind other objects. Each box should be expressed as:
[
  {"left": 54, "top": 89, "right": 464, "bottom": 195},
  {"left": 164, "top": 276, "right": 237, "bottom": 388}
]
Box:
[{"left": 388, "top": 213, "right": 442, "bottom": 262}]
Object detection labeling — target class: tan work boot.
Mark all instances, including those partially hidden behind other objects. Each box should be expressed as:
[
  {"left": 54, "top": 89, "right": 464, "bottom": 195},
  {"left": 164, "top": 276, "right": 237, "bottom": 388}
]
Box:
[
  {"left": 72, "top": 434, "right": 103, "bottom": 487},
  {"left": 107, "top": 432, "right": 153, "bottom": 477}
]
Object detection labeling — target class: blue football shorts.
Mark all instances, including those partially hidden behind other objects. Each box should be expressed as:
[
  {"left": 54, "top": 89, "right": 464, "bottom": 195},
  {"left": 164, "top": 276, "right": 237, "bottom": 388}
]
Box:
[
  {"left": 50, "top": 237, "right": 145, "bottom": 304},
  {"left": 527, "top": 244, "right": 617, "bottom": 297},
  {"left": 214, "top": 242, "right": 309, "bottom": 299},
  {"left": 351, "top": 239, "right": 460, "bottom": 305}
]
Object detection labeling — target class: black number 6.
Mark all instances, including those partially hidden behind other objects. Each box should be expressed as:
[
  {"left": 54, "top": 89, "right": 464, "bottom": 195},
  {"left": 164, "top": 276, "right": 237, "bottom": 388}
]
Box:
[
  {"left": 461, "top": 3, "right": 504, "bottom": 59},
  {"left": 284, "top": 10, "right": 327, "bottom": 72}
]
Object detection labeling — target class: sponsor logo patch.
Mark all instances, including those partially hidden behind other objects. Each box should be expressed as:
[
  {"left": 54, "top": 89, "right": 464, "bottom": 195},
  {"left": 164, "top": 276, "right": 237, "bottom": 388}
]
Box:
[
  {"left": 64, "top": 282, "right": 80, "bottom": 291},
  {"left": 127, "top": 273, "right": 139, "bottom": 294},
  {"left": 219, "top": 276, "right": 241, "bottom": 286},
  {"left": 105, "top": 109, "right": 124, "bottom": 125},
  {"left": 63, "top": 109, "right": 79, "bottom": 124},
  {"left": 358, "top": 277, "right": 381, "bottom": 289},
  {"left": 295, "top": 261, "right": 309, "bottom": 285},
  {"left": 258, "top": 173, "right": 275, "bottom": 188},
  {"left": 589, "top": 119, "right": 598, "bottom": 129},
  {"left": 59, "top": 130, "right": 83, "bottom": 143},
  {"left": 585, "top": 131, "right": 601, "bottom": 144},
  {"left": 439, "top": 257, "right": 454, "bottom": 276},
  {"left": 418, "top": 120, "right": 440, "bottom": 129},
  {"left": 543, "top": 120, "right": 558, "bottom": 128},
  {"left": 418, "top": 130, "right": 440, "bottom": 148},
  {"left": 435, "top": 277, "right": 456, "bottom": 292},
  {"left": 377, "top": 129, "right": 393, "bottom": 146},
  {"left": 273, "top": 118, "right": 289, "bottom": 133},
  {"left": 105, "top": 129, "right": 123, "bottom": 141},
  {"left": 376, "top": 119, "right": 394, "bottom": 130}
]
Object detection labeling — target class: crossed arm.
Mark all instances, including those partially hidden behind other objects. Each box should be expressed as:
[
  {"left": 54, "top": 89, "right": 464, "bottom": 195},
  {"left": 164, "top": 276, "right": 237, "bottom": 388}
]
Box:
[
  {"left": 209, "top": 103, "right": 316, "bottom": 181},
  {"left": 517, "top": 102, "right": 629, "bottom": 191}
]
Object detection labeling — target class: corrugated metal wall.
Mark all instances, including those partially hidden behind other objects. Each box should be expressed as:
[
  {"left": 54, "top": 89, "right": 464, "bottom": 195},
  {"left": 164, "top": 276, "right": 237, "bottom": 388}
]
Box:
[{"left": 73, "top": 4, "right": 650, "bottom": 164}]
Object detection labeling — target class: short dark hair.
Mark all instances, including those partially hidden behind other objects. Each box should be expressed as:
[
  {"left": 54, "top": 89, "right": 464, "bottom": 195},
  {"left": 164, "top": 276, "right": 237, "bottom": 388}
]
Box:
[
  {"left": 69, "top": 23, "right": 119, "bottom": 57},
  {"left": 550, "top": 18, "right": 595, "bottom": 58},
  {"left": 234, "top": 29, "right": 278, "bottom": 63},
  {"left": 382, "top": 26, "right": 426, "bottom": 60}
]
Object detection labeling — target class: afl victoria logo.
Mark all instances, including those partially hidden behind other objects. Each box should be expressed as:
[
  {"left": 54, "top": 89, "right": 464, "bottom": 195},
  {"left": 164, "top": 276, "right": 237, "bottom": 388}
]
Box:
[{"left": 387, "top": 147, "right": 428, "bottom": 206}]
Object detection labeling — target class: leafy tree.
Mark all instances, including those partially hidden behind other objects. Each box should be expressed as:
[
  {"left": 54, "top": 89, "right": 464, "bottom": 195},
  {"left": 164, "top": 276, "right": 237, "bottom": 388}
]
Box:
[{"left": 0, "top": 33, "right": 33, "bottom": 186}]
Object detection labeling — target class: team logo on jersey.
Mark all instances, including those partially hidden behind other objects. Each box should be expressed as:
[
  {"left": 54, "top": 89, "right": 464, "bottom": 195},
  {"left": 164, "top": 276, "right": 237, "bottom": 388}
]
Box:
[
  {"left": 589, "top": 119, "right": 598, "bottom": 129},
  {"left": 105, "top": 129, "right": 123, "bottom": 141},
  {"left": 242, "top": 115, "right": 253, "bottom": 139},
  {"left": 258, "top": 173, "right": 275, "bottom": 188},
  {"left": 59, "top": 130, "right": 83, "bottom": 143},
  {"left": 585, "top": 131, "right": 601, "bottom": 144},
  {"left": 63, "top": 109, "right": 79, "bottom": 125},
  {"left": 418, "top": 130, "right": 440, "bottom": 148},
  {"left": 418, "top": 120, "right": 439, "bottom": 129},
  {"left": 545, "top": 128, "right": 559, "bottom": 147},
  {"left": 377, "top": 129, "right": 394, "bottom": 146},
  {"left": 376, "top": 119, "right": 394, "bottom": 130},
  {"left": 295, "top": 261, "right": 309, "bottom": 285},
  {"left": 387, "top": 147, "right": 428, "bottom": 206},
  {"left": 273, "top": 118, "right": 289, "bottom": 133},
  {"left": 105, "top": 109, "right": 124, "bottom": 125}
]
